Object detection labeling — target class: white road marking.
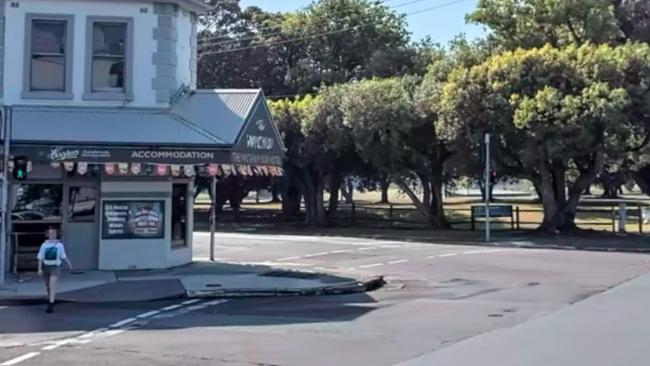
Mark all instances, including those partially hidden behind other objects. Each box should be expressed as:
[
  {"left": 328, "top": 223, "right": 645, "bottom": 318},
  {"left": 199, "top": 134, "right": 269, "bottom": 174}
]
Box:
[
  {"left": 388, "top": 259, "right": 409, "bottom": 265},
  {"left": 358, "top": 247, "right": 377, "bottom": 251},
  {"left": 109, "top": 318, "right": 136, "bottom": 328},
  {"left": 276, "top": 256, "right": 301, "bottom": 262},
  {"left": 438, "top": 253, "right": 459, "bottom": 257},
  {"left": 359, "top": 263, "right": 384, "bottom": 269},
  {"left": 162, "top": 304, "right": 183, "bottom": 311},
  {"left": 0, "top": 352, "right": 41, "bottom": 365},
  {"left": 136, "top": 310, "right": 161, "bottom": 318},
  {"left": 8, "top": 299, "right": 231, "bottom": 366},
  {"left": 303, "top": 252, "right": 330, "bottom": 258},
  {"left": 329, "top": 250, "right": 350, "bottom": 254},
  {"left": 0, "top": 306, "right": 8, "bottom": 311}
]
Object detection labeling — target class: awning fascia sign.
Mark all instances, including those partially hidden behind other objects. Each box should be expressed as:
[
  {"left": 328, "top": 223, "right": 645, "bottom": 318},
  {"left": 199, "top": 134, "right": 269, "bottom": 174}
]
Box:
[{"left": 10, "top": 145, "right": 283, "bottom": 166}]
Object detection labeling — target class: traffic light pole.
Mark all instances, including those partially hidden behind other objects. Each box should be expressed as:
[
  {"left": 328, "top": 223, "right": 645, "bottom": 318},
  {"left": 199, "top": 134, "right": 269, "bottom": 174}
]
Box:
[
  {"left": 484, "top": 133, "right": 491, "bottom": 243},
  {"left": 0, "top": 107, "right": 10, "bottom": 284}
]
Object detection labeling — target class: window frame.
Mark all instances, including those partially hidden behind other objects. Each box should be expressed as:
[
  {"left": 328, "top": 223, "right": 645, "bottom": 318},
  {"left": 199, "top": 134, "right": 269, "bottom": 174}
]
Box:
[
  {"left": 84, "top": 16, "right": 134, "bottom": 101},
  {"left": 22, "top": 14, "right": 75, "bottom": 100}
]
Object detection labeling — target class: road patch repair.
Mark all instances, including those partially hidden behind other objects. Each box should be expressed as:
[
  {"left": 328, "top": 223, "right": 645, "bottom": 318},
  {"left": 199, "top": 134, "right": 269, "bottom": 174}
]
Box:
[{"left": 0, "top": 261, "right": 384, "bottom": 303}]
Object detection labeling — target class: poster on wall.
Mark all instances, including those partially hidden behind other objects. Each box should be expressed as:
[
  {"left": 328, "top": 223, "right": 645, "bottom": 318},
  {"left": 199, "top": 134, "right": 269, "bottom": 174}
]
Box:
[{"left": 102, "top": 201, "right": 165, "bottom": 239}]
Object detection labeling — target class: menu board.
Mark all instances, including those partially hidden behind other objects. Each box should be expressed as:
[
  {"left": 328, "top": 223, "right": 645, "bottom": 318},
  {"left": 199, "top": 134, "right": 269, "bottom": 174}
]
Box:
[{"left": 102, "top": 201, "right": 165, "bottom": 239}]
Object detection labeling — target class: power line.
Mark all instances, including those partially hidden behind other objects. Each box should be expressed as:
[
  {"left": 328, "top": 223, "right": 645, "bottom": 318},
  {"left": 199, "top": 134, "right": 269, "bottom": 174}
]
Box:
[
  {"left": 198, "top": 0, "right": 438, "bottom": 48},
  {"left": 198, "top": 0, "right": 471, "bottom": 57},
  {"left": 198, "top": 0, "right": 407, "bottom": 44}
]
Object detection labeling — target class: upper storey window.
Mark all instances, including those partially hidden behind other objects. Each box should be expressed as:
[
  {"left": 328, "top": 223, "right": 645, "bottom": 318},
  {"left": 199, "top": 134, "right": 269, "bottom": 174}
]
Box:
[
  {"left": 84, "top": 17, "right": 133, "bottom": 101},
  {"left": 91, "top": 22, "right": 126, "bottom": 92},
  {"left": 22, "top": 14, "right": 74, "bottom": 99}
]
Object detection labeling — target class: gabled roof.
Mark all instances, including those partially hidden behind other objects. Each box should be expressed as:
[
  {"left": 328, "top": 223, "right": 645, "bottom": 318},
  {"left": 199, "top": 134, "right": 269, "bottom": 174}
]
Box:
[{"left": 171, "top": 89, "right": 262, "bottom": 145}]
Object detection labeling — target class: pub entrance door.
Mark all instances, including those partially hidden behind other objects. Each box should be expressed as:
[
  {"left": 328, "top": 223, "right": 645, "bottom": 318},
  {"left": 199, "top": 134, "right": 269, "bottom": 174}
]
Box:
[{"left": 62, "top": 181, "right": 99, "bottom": 270}]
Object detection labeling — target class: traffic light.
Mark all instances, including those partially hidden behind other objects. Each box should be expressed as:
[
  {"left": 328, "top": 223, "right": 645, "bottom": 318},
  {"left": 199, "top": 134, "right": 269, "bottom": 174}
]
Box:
[{"left": 13, "top": 156, "right": 29, "bottom": 181}]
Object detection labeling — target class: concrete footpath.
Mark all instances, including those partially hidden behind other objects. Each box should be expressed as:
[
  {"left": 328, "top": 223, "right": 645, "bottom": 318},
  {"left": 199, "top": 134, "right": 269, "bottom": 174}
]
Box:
[
  {"left": 0, "top": 261, "right": 382, "bottom": 303},
  {"left": 397, "top": 272, "right": 650, "bottom": 366}
]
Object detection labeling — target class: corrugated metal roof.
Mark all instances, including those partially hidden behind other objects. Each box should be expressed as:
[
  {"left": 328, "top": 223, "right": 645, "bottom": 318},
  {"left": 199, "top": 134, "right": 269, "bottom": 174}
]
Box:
[
  {"left": 11, "top": 106, "right": 227, "bottom": 146},
  {"left": 172, "top": 89, "right": 261, "bottom": 144}
]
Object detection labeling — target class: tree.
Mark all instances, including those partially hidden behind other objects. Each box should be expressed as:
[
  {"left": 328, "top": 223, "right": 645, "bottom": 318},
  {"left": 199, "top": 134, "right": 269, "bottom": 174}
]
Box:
[
  {"left": 342, "top": 77, "right": 451, "bottom": 228},
  {"left": 283, "top": 0, "right": 411, "bottom": 94},
  {"left": 468, "top": 0, "right": 622, "bottom": 50},
  {"left": 441, "top": 44, "right": 650, "bottom": 232},
  {"left": 270, "top": 86, "right": 360, "bottom": 226}
]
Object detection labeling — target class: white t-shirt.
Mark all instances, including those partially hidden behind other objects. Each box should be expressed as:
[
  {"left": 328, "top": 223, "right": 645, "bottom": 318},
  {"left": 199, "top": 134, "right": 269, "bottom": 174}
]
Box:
[{"left": 37, "top": 240, "right": 67, "bottom": 266}]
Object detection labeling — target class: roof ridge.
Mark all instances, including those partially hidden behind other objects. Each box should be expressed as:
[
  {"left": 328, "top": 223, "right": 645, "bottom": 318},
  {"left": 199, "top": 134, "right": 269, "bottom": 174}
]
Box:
[{"left": 166, "top": 110, "right": 228, "bottom": 145}]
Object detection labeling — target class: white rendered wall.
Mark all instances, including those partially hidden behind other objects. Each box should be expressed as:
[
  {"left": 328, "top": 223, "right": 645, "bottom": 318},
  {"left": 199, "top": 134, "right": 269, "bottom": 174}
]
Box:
[
  {"left": 175, "top": 8, "right": 192, "bottom": 89},
  {"left": 2, "top": 0, "right": 183, "bottom": 108}
]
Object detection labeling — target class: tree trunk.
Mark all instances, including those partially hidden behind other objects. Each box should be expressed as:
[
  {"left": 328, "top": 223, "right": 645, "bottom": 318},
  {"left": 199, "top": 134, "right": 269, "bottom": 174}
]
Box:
[
  {"left": 537, "top": 165, "right": 560, "bottom": 233},
  {"left": 380, "top": 178, "right": 390, "bottom": 204},
  {"left": 341, "top": 178, "right": 354, "bottom": 203},
  {"left": 270, "top": 178, "right": 281, "bottom": 203},
  {"left": 327, "top": 173, "right": 342, "bottom": 217},
  {"left": 429, "top": 167, "right": 451, "bottom": 229},
  {"left": 396, "top": 180, "right": 430, "bottom": 220}
]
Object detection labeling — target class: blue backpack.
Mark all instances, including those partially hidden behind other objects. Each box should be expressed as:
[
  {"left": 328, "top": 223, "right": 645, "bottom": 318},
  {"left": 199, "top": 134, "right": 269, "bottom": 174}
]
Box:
[{"left": 44, "top": 246, "right": 58, "bottom": 261}]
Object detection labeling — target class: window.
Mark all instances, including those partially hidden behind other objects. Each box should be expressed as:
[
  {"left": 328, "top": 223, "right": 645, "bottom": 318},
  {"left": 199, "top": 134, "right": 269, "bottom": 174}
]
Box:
[
  {"left": 171, "top": 184, "right": 188, "bottom": 248},
  {"left": 31, "top": 20, "right": 66, "bottom": 91},
  {"left": 11, "top": 184, "right": 63, "bottom": 222},
  {"left": 91, "top": 22, "right": 126, "bottom": 91},
  {"left": 84, "top": 17, "right": 133, "bottom": 100},
  {"left": 68, "top": 187, "right": 97, "bottom": 222},
  {"left": 22, "top": 14, "right": 74, "bottom": 99}
]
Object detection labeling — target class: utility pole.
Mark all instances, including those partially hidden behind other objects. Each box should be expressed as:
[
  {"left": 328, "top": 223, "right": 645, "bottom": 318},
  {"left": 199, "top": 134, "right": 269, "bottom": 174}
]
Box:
[
  {"left": 0, "top": 107, "right": 10, "bottom": 284},
  {"left": 209, "top": 175, "right": 217, "bottom": 261},
  {"left": 484, "top": 133, "right": 491, "bottom": 243}
]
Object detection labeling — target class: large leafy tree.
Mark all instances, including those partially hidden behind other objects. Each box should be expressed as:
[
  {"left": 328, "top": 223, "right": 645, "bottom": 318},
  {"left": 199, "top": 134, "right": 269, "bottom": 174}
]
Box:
[{"left": 441, "top": 44, "right": 650, "bottom": 232}]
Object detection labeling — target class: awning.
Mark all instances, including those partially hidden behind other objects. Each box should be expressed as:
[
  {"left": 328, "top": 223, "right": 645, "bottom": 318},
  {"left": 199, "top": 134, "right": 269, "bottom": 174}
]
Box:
[{"left": 8, "top": 89, "right": 285, "bottom": 167}]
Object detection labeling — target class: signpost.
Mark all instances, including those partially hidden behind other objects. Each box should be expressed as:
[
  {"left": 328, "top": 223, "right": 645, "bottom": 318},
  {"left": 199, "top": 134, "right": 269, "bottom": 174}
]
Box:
[
  {"left": 0, "top": 107, "right": 8, "bottom": 284},
  {"left": 210, "top": 175, "right": 217, "bottom": 262},
  {"left": 484, "top": 133, "right": 491, "bottom": 242}
]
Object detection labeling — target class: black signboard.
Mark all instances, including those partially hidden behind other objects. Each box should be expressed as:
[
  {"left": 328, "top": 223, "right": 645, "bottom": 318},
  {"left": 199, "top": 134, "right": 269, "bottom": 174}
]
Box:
[
  {"left": 471, "top": 205, "right": 513, "bottom": 218},
  {"left": 102, "top": 201, "right": 165, "bottom": 239}
]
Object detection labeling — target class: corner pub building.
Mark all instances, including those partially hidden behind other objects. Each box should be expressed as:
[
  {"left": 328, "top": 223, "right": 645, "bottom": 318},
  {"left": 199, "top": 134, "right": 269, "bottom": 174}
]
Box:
[{"left": 0, "top": 0, "right": 285, "bottom": 276}]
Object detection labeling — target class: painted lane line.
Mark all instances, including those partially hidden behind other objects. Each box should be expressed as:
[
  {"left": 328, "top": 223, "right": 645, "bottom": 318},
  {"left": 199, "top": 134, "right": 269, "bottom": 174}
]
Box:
[
  {"left": 303, "top": 252, "right": 330, "bottom": 258},
  {"left": 329, "top": 250, "right": 349, "bottom": 254},
  {"left": 0, "top": 352, "right": 41, "bottom": 366},
  {"left": 388, "top": 259, "right": 409, "bottom": 265},
  {"left": 359, "top": 263, "right": 384, "bottom": 269},
  {"left": 136, "top": 310, "right": 161, "bottom": 319},
  {"left": 78, "top": 328, "right": 107, "bottom": 339},
  {"left": 276, "top": 256, "right": 302, "bottom": 262},
  {"left": 181, "top": 299, "right": 201, "bottom": 305},
  {"left": 0, "top": 306, "right": 8, "bottom": 311},
  {"left": 358, "top": 247, "right": 377, "bottom": 251},
  {"left": 203, "top": 299, "right": 229, "bottom": 306},
  {"left": 438, "top": 253, "right": 459, "bottom": 257},
  {"left": 426, "top": 255, "right": 438, "bottom": 259},
  {"left": 162, "top": 304, "right": 183, "bottom": 311},
  {"left": 109, "top": 318, "right": 136, "bottom": 328}
]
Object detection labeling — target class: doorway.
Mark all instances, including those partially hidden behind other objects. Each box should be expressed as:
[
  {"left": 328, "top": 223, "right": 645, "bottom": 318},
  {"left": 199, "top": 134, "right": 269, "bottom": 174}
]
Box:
[{"left": 62, "top": 182, "right": 99, "bottom": 270}]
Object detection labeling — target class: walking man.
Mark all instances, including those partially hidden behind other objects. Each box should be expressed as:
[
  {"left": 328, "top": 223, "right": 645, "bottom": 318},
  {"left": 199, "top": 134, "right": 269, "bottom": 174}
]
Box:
[{"left": 37, "top": 227, "right": 72, "bottom": 313}]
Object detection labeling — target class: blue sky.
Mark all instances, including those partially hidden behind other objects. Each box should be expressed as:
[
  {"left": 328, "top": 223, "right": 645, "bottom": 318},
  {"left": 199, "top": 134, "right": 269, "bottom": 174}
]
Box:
[{"left": 239, "top": 0, "right": 485, "bottom": 45}]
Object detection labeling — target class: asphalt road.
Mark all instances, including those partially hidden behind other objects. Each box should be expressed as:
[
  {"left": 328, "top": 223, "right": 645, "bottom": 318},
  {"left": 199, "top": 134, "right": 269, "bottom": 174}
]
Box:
[{"left": 1, "top": 232, "right": 649, "bottom": 366}]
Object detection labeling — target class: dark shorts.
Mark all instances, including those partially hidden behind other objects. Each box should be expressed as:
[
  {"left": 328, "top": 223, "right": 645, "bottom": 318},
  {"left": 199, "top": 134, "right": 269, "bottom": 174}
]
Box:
[{"left": 42, "top": 265, "right": 60, "bottom": 277}]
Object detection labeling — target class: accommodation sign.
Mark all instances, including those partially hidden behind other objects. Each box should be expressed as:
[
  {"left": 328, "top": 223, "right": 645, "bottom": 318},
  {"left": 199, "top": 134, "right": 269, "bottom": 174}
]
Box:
[
  {"left": 12, "top": 146, "right": 231, "bottom": 165},
  {"left": 102, "top": 201, "right": 165, "bottom": 240}
]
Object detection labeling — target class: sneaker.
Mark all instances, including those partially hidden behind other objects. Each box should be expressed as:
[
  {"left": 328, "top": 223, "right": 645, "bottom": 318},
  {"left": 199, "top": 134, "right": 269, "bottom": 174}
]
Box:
[{"left": 46, "top": 303, "right": 54, "bottom": 313}]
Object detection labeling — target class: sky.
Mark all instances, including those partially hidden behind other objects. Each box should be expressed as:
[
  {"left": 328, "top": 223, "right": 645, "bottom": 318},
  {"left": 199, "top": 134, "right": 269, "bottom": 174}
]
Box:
[{"left": 239, "top": 0, "right": 485, "bottom": 45}]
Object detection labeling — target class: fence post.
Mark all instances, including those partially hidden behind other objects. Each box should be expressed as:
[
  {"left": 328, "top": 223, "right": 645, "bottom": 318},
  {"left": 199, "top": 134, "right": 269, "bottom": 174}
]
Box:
[
  {"left": 351, "top": 202, "right": 356, "bottom": 223},
  {"left": 516, "top": 206, "right": 520, "bottom": 231},
  {"left": 639, "top": 204, "right": 644, "bottom": 234},
  {"left": 389, "top": 204, "right": 394, "bottom": 228},
  {"left": 471, "top": 207, "right": 475, "bottom": 231},
  {"left": 611, "top": 205, "right": 616, "bottom": 233},
  {"left": 618, "top": 203, "right": 627, "bottom": 234}
]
